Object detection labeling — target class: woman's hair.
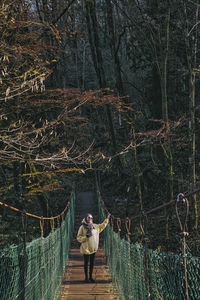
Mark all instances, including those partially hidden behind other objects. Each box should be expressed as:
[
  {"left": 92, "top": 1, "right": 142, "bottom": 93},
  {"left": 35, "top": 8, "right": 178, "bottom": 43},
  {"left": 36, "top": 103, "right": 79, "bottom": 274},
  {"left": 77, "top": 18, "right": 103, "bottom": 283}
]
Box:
[{"left": 85, "top": 213, "right": 93, "bottom": 221}]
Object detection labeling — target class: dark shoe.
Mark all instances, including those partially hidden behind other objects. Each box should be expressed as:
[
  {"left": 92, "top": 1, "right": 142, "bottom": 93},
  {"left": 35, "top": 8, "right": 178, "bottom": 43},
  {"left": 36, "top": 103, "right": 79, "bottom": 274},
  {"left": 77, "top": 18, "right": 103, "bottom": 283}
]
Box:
[
  {"left": 89, "top": 278, "right": 95, "bottom": 283},
  {"left": 84, "top": 278, "right": 90, "bottom": 283}
]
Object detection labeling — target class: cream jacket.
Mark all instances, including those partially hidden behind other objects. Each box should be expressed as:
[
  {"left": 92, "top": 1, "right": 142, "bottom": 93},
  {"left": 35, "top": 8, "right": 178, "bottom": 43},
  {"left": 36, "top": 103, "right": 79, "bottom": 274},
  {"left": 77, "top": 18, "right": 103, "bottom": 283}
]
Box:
[{"left": 77, "top": 218, "right": 109, "bottom": 255}]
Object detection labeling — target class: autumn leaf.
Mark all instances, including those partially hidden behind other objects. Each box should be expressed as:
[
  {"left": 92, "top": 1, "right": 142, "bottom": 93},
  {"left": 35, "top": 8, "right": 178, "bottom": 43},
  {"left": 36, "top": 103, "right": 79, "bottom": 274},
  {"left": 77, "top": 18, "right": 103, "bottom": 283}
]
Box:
[
  {"left": 8, "top": 184, "right": 14, "bottom": 190},
  {"left": 5, "top": 87, "right": 10, "bottom": 96}
]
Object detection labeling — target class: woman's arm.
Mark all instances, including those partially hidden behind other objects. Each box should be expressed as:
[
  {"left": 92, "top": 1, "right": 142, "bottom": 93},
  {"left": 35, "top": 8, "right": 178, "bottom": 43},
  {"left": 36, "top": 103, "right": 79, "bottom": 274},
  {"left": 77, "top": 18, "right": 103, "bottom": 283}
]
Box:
[
  {"left": 77, "top": 226, "right": 87, "bottom": 243},
  {"left": 98, "top": 214, "right": 111, "bottom": 233}
]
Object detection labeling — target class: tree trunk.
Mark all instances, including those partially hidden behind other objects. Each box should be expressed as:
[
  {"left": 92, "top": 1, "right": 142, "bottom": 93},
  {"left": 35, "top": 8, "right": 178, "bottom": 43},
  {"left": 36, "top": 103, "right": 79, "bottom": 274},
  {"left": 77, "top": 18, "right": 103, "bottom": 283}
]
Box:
[
  {"left": 85, "top": 0, "right": 120, "bottom": 158},
  {"left": 183, "top": 1, "right": 198, "bottom": 229},
  {"left": 132, "top": 119, "right": 143, "bottom": 211},
  {"left": 106, "top": 0, "right": 124, "bottom": 96}
]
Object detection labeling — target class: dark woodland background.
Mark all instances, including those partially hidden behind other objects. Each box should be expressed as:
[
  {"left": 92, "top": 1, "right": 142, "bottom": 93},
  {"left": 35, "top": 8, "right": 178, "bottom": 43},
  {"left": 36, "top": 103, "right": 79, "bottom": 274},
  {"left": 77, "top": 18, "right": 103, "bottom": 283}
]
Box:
[{"left": 0, "top": 0, "right": 200, "bottom": 255}]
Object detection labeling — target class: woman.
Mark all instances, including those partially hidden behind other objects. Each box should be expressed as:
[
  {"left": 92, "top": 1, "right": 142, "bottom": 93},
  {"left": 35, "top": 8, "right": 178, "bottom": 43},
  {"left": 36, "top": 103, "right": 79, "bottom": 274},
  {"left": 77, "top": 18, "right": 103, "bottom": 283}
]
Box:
[{"left": 77, "top": 212, "right": 111, "bottom": 283}]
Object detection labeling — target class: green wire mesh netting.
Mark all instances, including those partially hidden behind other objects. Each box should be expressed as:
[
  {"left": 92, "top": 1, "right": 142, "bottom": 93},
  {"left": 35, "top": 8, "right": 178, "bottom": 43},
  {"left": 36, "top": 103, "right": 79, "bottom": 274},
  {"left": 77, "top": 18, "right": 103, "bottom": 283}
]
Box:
[
  {"left": 0, "top": 192, "right": 75, "bottom": 300},
  {"left": 97, "top": 192, "right": 200, "bottom": 300}
]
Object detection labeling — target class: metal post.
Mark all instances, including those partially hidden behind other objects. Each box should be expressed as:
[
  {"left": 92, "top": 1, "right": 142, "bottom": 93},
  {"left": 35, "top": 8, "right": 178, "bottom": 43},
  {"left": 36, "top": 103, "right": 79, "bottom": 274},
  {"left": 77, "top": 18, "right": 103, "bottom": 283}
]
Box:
[
  {"left": 126, "top": 218, "right": 133, "bottom": 300},
  {"left": 21, "top": 211, "right": 27, "bottom": 300},
  {"left": 175, "top": 193, "right": 189, "bottom": 300},
  {"left": 140, "top": 212, "right": 151, "bottom": 299}
]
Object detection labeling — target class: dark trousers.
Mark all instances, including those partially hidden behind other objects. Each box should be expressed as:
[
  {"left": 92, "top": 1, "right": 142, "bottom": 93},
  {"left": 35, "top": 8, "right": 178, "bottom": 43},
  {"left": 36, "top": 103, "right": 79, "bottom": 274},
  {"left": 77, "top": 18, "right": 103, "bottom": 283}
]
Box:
[{"left": 83, "top": 253, "right": 96, "bottom": 279}]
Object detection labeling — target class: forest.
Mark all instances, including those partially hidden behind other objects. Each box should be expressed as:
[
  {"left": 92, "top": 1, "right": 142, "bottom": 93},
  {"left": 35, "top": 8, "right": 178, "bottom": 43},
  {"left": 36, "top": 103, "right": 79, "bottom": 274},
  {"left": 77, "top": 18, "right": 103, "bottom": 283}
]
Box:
[{"left": 0, "top": 0, "right": 200, "bottom": 256}]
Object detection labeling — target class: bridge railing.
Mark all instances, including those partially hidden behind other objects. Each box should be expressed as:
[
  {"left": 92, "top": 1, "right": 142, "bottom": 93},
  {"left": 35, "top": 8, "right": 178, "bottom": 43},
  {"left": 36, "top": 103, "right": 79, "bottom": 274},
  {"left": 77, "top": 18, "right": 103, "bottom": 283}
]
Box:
[
  {"left": 0, "top": 191, "right": 75, "bottom": 300},
  {"left": 97, "top": 191, "right": 200, "bottom": 300}
]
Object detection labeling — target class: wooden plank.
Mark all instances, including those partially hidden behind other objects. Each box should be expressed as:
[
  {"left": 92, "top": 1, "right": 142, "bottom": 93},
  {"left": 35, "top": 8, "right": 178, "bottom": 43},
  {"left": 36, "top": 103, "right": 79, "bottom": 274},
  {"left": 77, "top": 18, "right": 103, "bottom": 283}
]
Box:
[{"left": 58, "top": 248, "right": 118, "bottom": 300}]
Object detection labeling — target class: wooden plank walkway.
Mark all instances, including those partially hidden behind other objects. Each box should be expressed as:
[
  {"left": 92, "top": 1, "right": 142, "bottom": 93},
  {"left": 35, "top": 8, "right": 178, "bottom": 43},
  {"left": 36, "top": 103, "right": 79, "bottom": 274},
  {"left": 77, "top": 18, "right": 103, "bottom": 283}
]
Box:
[
  {"left": 58, "top": 248, "right": 118, "bottom": 299},
  {"left": 57, "top": 191, "right": 119, "bottom": 300}
]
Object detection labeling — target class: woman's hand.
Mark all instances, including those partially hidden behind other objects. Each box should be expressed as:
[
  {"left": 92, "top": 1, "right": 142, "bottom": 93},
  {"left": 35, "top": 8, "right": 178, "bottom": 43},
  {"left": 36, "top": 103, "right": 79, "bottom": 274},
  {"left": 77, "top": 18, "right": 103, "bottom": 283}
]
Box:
[{"left": 107, "top": 213, "right": 111, "bottom": 219}]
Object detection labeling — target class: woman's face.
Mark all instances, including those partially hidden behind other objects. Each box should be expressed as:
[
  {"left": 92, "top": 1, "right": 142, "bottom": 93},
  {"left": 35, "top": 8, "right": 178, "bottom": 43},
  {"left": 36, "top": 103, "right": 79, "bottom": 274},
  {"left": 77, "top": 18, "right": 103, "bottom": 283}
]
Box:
[{"left": 86, "top": 214, "right": 93, "bottom": 224}]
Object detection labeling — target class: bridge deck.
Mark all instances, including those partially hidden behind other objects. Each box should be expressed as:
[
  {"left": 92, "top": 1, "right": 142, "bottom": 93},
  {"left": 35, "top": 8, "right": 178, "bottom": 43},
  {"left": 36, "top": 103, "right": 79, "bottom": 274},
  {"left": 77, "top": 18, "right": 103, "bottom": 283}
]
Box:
[
  {"left": 58, "top": 191, "right": 119, "bottom": 299},
  {"left": 58, "top": 248, "right": 118, "bottom": 299}
]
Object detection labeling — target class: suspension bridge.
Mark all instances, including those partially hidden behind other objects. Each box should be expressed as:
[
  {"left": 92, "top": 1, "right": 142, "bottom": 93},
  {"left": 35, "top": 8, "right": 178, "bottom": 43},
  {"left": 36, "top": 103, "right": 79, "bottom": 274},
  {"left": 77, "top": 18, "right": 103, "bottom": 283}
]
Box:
[{"left": 0, "top": 188, "right": 200, "bottom": 300}]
